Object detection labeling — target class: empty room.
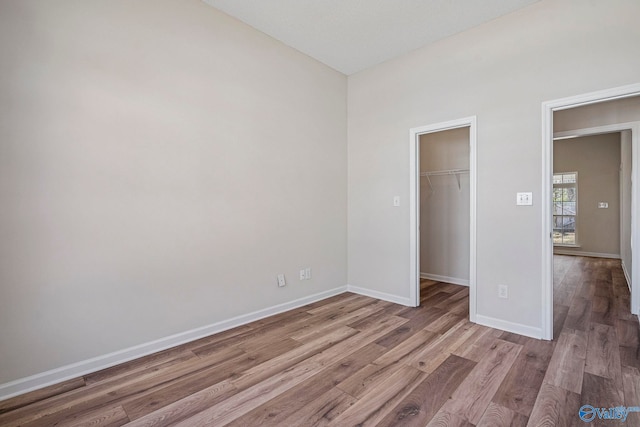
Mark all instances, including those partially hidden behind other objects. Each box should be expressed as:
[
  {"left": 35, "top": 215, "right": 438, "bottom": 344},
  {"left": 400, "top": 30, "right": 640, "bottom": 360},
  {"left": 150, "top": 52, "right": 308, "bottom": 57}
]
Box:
[{"left": 1, "top": 0, "right": 639, "bottom": 426}]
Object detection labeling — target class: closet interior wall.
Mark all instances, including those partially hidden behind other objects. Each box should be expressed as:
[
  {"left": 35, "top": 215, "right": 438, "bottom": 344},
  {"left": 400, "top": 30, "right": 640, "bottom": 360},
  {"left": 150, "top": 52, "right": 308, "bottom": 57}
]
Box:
[{"left": 419, "top": 127, "right": 470, "bottom": 286}]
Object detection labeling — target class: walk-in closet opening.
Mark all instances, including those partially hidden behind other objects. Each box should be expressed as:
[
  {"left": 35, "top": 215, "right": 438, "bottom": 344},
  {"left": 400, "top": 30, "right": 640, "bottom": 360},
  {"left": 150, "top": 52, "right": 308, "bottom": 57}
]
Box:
[
  {"left": 409, "top": 117, "right": 477, "bottom": 322},
  {"left": 418, "top": 127, "right": 471, "bottom": 318}
]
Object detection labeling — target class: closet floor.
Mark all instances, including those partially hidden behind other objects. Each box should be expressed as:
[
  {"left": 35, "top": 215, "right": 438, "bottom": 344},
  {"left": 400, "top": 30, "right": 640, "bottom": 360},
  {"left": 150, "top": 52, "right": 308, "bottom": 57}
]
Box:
[{"left": 0, "top": 256, "right": 638, "bottom": 426}]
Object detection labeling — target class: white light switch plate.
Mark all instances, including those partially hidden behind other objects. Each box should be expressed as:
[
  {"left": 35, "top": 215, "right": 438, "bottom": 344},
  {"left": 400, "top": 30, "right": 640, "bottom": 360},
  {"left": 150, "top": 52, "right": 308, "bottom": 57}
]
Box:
[{"left": 516, "top": 192, "right": 533, "bottom": 206}]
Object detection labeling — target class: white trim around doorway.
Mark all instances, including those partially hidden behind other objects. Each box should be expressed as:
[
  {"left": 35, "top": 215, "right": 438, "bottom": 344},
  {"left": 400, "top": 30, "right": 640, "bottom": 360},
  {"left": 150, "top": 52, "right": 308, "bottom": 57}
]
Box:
[
  {"left": 541, "top": 83, "right": 640, "bottom": 340},
  {"left": 409, "top": 116, "right": 477, "bottom": 322}
]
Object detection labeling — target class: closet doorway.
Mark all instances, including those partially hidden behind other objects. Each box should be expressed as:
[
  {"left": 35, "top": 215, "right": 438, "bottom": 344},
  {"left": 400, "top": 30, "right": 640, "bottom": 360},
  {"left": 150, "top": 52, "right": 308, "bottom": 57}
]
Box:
[{"left": 409, "top": 117, "right": 477, "bottom": 322}]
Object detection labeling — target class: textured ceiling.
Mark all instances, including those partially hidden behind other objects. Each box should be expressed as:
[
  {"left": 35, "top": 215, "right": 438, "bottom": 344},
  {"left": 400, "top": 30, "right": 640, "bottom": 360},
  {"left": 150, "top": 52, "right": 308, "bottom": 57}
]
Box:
[{"left": 203, "top": 0, "right": 541, "bottom": 75}]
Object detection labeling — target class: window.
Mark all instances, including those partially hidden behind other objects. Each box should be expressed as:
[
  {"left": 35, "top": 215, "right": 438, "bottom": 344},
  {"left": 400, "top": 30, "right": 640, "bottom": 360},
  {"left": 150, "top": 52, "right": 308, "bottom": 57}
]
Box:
[{"left": 553, "top": 172, "right": 577, "bottom": 245}]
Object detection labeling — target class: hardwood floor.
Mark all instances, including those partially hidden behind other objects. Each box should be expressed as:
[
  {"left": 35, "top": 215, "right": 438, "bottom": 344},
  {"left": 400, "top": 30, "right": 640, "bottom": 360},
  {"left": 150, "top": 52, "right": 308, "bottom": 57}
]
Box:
[
  {"left": 0, "top": 255, "right": 638, "bottom": 426},
  {"left": 542, "top": 255, "right": 640, "bottom": 427}
]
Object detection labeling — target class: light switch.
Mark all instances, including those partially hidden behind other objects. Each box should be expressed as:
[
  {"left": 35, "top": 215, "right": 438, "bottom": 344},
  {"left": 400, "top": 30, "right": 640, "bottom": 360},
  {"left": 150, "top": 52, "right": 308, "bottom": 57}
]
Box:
[
  {"left": 598, "top": 202, "right": 608, "bottom": 209},
  {"left": 393, "top": 196, "right": 400, "bottom": 207},
  {"left": 516, "top": 192, "right": 533, "bottom": 206}
]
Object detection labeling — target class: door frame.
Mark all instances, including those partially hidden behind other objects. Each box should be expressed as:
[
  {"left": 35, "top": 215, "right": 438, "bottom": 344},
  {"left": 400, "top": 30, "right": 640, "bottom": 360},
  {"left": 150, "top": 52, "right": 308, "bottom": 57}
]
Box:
[
  {"left": 541, "top": 83, "right": 640, "bottom": 340},
  {"left": 409, "top": 116, "right": 477, "bottom": 322}
]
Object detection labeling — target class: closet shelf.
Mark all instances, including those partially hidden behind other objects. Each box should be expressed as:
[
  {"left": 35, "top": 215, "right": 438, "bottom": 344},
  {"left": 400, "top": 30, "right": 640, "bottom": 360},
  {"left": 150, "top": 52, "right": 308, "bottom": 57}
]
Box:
[
  {"left": 420, "top": 168, "right": 469, "bottom": 177},
  {"left": 420, "top": 168, "right": 469, "bottom": 192}
]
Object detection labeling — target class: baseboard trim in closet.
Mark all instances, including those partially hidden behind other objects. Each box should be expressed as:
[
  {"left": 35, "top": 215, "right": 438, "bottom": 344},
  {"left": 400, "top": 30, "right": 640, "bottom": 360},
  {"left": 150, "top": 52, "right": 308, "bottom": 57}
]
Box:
[
  {"left": 420, "top": 273, "right": 469, "bottom": 286},
  {"left": 0, "top": 285, "right": 349, "bottom": 402}
]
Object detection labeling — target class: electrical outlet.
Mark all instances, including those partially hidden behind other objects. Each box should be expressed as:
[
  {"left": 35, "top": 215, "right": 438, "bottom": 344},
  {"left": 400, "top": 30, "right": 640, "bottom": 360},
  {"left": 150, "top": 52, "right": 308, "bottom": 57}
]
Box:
[
  {"left": 299, "top": 269, "right": 306, "bottom": 280},
  {"left": 305, "top": 267, "right": 311, "bottom": 280},
  {"left": 277, "top": 274, "right": 286, "bottom": 287},
  {"left": 498, "top": 284, "right": 508, "bottom": 299}
]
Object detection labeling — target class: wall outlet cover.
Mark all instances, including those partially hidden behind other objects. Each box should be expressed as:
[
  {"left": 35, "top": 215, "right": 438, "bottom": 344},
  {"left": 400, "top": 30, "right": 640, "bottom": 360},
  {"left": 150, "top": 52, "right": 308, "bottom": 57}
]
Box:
[{"left": 498, "top": 284, "right": 508, "bottom": 299}]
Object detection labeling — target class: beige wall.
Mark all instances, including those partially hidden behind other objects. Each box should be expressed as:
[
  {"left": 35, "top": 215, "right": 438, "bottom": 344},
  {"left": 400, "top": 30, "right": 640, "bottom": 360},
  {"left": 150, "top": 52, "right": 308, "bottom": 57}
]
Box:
[
  {"left": 419, "top": 128, "right": 470, "bottom": 282},
  {"left": 0, "top": 0, "right": 347, "bottom": 384},
  {"left": 554, "top": 134, "right": 621, "bottom": 256},
  {"left": 348, "top": 0, "right": 640, "bottom": 331}
]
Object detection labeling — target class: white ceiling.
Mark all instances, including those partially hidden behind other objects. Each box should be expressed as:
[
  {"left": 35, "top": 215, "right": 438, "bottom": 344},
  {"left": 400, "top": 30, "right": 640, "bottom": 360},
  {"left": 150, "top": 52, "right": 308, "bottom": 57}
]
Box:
[{"left": 203, "top": 0, "right": 540, "bottom": 75}]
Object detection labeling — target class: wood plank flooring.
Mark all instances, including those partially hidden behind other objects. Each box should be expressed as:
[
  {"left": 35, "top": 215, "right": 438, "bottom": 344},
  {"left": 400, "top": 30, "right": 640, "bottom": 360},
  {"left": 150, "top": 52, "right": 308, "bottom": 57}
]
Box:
[
  {"left": 0, "top": 255, "right": 638, "bottom": 426},
  {"left": 528, "top": 255, "right": 640, "bottom": 426}
]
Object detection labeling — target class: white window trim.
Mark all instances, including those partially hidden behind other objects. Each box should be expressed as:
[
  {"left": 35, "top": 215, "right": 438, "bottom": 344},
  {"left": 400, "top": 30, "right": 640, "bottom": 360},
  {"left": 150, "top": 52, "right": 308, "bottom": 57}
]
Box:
[{"left": 553, "top": 171, "right": 578, "bottom": 247}]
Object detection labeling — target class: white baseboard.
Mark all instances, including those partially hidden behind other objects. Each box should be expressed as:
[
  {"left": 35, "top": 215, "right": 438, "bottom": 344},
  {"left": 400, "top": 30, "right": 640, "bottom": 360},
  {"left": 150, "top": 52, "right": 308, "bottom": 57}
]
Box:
[
  {"left": 346, "top": 285, "right": 413, "bottom": 307},
  {"left": 621, "top": 260, "right": 632, "bottom": 292},
  {"left": 420, "top": 273, "right": 469, "bottom": 287},
  {"left": 475, "top": 314, "right": 542, "bottom": 340},
  {"left": 553, "top": 249, "right": 620, "bottom": 259},
  {"left": 0, "top": 286, "right": 349, "bottom": 402}
]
